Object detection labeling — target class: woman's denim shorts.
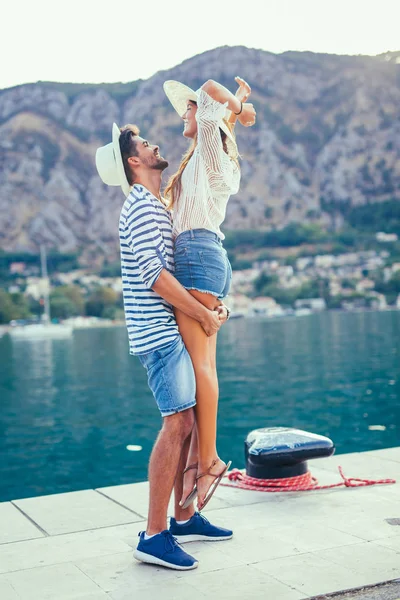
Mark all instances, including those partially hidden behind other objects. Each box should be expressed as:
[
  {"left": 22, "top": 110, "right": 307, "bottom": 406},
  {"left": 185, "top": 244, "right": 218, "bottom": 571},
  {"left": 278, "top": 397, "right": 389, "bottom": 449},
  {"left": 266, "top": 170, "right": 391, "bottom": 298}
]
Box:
[
  {"left": 138, "top": 335, "right": 196, "bottom": 418},
  {"left": 174, "top": 229, "right": 232, "bottom": 299}
]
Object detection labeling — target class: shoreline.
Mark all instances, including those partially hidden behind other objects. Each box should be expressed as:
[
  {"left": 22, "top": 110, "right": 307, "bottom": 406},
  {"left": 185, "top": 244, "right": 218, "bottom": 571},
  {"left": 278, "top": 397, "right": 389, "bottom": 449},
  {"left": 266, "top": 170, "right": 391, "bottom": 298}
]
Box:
[{"left": 1, "top": 307, "right": 400, "bottom": 338}]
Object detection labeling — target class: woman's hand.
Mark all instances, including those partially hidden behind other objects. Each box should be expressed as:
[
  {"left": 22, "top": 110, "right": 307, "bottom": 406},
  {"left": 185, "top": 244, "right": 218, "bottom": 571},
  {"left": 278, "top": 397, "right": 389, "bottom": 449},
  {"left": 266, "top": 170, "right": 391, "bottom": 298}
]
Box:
[
  {"left": 200, "top": 309, "right": 222, "bottom": 336},
  {"left": 235, "top": 76, "right": 251, "bottom": 103},
  {"left": 216, "top": 304, "right": 229, "bottom": 324},
  {"left": 238, "top": 102, "right": 256, "bottom": 127}
]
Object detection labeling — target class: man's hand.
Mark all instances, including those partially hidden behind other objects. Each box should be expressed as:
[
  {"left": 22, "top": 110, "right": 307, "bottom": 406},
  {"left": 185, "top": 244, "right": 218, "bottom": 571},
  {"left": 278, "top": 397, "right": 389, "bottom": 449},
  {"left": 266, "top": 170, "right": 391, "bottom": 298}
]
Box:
[
  {"left": 200, "top": 309, "right": 222, "bottom": 336},
  {"left": 235, "top": 76, "right": 251, "bottom": 103},
  {"left": 216, "top": 304, "right": 229, "bottom": 324}
]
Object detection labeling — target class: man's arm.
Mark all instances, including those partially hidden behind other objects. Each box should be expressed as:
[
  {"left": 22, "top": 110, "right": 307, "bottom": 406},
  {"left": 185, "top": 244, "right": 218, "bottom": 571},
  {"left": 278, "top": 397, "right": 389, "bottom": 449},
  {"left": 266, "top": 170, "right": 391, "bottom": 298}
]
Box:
[
  {"left": 124, "top": 192, "right": 220, "bottom": 336},
  {"left": 152, "top": 269, "right": 221, "bottom": 336}
]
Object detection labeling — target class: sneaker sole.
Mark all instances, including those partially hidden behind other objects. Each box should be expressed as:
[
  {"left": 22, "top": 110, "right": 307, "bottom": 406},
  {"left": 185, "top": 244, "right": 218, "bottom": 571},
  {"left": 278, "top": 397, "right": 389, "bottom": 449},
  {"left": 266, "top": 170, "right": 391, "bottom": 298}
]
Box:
[
  {"left": 133, "top": 549, "right": 198, "bottom": 570},
  {"left": 173, "top": 534, "right": 233, "bottom": 543}
]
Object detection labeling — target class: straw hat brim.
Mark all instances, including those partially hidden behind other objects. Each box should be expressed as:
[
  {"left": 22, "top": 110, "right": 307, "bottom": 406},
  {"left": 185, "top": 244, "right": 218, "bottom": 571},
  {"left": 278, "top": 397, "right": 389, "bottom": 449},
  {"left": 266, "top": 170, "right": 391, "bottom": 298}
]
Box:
[
  {"left": 163, "top": 80, "right": 238, "bottom": 158},
  {"left": 95, "top": 123, "right": 131, "bottom": 197}
]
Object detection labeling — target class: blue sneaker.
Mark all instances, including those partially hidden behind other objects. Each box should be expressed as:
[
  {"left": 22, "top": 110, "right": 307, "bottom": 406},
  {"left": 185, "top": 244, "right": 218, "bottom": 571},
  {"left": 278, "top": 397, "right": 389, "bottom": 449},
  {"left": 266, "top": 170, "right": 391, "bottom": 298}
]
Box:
[
  {"left": 133, "top": 530, "right": 198, "bottom": 570},
  {"left": 169, "top": 512, "right": 233, "bottom": 542}
]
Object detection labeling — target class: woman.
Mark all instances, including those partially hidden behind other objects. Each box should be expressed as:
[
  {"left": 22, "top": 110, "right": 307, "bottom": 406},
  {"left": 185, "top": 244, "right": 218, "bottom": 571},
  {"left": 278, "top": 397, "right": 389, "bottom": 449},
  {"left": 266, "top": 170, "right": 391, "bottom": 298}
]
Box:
[{"left": 163, "top": 76, "right": 256, "bottom": 510}]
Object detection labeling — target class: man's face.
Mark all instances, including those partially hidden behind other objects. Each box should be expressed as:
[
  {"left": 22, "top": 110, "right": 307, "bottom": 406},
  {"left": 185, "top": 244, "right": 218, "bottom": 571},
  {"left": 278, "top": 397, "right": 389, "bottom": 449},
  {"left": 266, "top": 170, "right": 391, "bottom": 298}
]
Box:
[{"left": 135, "top": 137, "right": 168, "bottom": 171}]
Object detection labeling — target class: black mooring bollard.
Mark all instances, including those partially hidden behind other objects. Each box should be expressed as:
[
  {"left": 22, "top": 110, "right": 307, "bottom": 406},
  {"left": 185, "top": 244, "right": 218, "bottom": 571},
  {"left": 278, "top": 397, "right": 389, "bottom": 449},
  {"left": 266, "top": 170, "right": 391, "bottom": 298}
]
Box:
[{"left": 244, "top": 427, "right": 335, "bottom": 479}]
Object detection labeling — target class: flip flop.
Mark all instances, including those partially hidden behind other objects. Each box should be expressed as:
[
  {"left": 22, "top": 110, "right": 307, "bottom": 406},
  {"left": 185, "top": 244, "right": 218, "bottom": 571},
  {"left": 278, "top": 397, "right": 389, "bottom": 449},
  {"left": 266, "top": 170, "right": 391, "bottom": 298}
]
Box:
[
  {"left": 180, "top": 463, "right": 198, "bottom": 510},
  {"left": 196, "top": 459, "right": 232, "bottom": 511}
]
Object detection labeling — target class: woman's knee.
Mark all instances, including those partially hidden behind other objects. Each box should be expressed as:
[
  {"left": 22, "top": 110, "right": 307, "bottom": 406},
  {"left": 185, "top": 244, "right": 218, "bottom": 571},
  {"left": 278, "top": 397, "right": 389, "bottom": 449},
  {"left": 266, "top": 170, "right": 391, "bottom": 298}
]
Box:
[
  {"left": 189, "top": 290, "right": 221, "bottom": 311},
  {"left": 195, "top": 360, "right": 216, "bottom": 382}
]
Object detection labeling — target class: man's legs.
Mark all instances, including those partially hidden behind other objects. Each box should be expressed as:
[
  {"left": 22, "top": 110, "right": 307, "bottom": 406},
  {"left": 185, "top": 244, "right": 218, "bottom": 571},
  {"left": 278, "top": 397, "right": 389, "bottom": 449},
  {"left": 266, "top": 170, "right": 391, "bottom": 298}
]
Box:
[
  {"left": 170, "top": 424, "right": 233, "bottom": 543},
  {"left": 135, "top": 408, "right": 199, "bottom": 570},
  {"left": 147, "top": 407, "right": 195, "bottom": 534},
  {"left": 173, "top": 426, "right": 197, "bottom": 522}
]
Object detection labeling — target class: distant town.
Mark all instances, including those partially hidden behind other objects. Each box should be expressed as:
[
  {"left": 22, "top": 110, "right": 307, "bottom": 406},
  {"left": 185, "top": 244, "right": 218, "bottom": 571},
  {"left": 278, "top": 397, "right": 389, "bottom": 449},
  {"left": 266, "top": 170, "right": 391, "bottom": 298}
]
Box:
[{"left": 1, "top": 230, "right": 400, "bottom": 333}]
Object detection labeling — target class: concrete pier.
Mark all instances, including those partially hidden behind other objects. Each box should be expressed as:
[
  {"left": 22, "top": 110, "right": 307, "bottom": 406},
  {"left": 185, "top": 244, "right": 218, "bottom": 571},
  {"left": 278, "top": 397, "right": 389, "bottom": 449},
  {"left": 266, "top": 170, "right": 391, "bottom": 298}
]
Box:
[{"left": 0, "top": 448, "right": 399, "bottom": 599}]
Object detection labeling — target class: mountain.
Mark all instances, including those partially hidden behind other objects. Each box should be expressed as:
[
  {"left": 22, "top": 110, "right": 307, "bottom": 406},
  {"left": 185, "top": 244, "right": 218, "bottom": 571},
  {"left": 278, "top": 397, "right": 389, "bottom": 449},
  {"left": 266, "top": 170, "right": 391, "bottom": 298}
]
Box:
[{"left": 1, "top": 46, "right": 399, "bottom": 263}]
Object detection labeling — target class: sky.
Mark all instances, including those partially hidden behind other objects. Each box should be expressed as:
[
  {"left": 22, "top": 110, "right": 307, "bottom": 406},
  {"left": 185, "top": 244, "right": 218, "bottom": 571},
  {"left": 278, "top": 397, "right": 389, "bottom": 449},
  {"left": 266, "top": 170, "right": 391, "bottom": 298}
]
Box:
[{"left": 2, "top": 0, "right": 400, "bottom": 90}]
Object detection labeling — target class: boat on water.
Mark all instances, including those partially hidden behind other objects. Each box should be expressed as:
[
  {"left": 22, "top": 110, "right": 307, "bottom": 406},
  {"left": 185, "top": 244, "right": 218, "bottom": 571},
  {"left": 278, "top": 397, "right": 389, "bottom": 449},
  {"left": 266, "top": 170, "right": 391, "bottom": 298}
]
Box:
[
  {"left": 9, "top": 322, "right": 73, "bottom": 339},
  {"left": 8, "top": 246, "right": 73, "bottom": 340}
]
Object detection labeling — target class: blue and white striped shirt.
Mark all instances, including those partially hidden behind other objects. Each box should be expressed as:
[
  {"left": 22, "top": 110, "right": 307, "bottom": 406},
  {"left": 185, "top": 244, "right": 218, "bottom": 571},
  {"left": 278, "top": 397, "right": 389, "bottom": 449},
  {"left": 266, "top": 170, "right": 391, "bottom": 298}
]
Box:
[{"left": 119, "top": 184, "right": 179, "bottom": 355}]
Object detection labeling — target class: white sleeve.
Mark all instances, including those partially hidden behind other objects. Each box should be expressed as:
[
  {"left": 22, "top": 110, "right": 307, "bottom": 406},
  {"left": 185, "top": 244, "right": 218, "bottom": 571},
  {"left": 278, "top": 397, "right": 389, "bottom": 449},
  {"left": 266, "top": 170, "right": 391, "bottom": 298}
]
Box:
[{"left": 195, "top": 88, "right": 233, "bottom": 192}]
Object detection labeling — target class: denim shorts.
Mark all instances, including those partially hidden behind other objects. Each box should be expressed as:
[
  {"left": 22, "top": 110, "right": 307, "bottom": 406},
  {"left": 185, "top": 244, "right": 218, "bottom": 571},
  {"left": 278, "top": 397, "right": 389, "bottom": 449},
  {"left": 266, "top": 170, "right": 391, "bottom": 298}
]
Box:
[
  {"left": 174, "top": 229, "right": 232, "bottom": 299},
  {"left": 137, "top": 336, "right": 196, "bottom": 417}
]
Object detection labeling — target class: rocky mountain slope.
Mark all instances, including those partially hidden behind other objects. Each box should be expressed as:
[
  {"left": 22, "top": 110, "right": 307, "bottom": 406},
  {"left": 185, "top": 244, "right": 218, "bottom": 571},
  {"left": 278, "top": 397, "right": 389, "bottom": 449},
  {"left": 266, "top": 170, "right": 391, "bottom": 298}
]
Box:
[{"left": 1, "top": 46, "right": 399, "bottom": 262}]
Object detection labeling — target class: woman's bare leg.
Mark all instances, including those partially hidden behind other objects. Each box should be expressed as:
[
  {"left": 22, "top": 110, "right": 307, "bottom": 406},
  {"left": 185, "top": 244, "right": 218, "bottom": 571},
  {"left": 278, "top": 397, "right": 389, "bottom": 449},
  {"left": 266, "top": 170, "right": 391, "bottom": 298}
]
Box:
[
  {"left": 175, "top": 290, "right": 226, "bottom": 508},
  {"left": 177, "top": 423, "right": 198, "bottom": 508}
]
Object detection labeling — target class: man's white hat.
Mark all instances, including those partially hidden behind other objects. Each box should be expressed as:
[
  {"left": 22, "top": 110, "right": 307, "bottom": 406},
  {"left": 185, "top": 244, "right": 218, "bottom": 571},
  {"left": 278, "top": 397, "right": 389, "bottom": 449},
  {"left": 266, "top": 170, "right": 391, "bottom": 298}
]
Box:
[
  {"left": 163, "top": 80, "right": 238, "bottom": 158},
  {"left": 95, "top": 123, "right": 131, "bottom": 197}
]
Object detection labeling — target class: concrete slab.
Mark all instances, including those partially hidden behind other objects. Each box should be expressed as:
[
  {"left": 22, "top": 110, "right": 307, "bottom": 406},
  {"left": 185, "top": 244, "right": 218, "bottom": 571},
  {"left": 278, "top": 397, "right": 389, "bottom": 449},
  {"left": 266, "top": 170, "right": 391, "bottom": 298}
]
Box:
[
  {"left": 0, "top": 524, "right": 137, "bottom": 574},
  {"left": 375, "top": 533, "right": 400, "bottom": 552},
  {"left": 252, "top": 553, "right": 374, "bottom": 597},
  {"left": 0, "top": 448, "right": 399, "bottom": 600},
  {"left": 318, "top": 542, "right": 400, "bottom": 584},
  {"left": 97, "top": 481, "right": 231, "bottom": 517},
  {"left": 13, "top": 489, "right": 143, "bottom": 535},
  {"left": 181, "top": 564, "right": 308, "bottom": 600},
  {"left": 310, "top": 580, "right": 400, "bottom": 599},
  {"left": 0, "top": 577, "right": 19, "bottom": 600},
  {"left": 0, "top": 502, "right": 44, "bottom": 544},
  {"left": 315, "top": 452, "right": 400, "bottom": 480},
  {"left": 107, "top": 579, "right": 208, "bottom": 600},
  {"left": 1, "top": 563, "right": 108, "bottom": 599},
  {"left": 75, "top": 551, "right": 179, "bottom": 594},
  {"left": 362, "top": 448, "right": 400, "bottom": 463}
]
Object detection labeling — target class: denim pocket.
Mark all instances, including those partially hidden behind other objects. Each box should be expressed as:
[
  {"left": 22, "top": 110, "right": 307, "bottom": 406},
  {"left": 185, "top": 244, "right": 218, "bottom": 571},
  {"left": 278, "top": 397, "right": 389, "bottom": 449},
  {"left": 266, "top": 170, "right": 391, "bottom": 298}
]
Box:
[
  {"left": 199, "top": 251, "right": 226, "bottom": 281},
  {"left": 156, "top": 336, "right": 181, "bottom": 361},
  {"left": 138, "top": 351, "right": 157, "bottom": 370},
  {"left": 174, "top": 245, "right": 188, "bottom": 258}
]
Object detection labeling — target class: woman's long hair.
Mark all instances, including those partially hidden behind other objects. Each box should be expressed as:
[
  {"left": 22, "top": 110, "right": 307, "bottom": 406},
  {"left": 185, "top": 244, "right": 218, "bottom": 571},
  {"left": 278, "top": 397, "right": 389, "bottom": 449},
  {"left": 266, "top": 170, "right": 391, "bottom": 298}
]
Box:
[{"left": 164, "top": 108, "right": 233, "bottom": 210}]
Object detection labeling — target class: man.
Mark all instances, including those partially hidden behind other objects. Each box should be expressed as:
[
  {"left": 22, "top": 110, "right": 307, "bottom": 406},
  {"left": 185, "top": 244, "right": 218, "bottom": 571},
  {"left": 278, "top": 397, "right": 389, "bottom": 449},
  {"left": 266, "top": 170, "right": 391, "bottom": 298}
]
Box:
[{"left": 95, "top": 123, "right": 232, "bottom": 571}]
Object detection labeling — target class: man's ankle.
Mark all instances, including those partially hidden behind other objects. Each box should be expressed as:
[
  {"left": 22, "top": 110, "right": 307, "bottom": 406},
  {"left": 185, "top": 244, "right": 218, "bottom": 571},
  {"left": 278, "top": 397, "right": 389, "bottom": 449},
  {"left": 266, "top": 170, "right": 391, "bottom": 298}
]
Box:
[
  {"left": 146, "top": 527, "right": 165, "bottom": 536},
  {"left": 174, "top": 509, "right": 195, "bottom": 522}
]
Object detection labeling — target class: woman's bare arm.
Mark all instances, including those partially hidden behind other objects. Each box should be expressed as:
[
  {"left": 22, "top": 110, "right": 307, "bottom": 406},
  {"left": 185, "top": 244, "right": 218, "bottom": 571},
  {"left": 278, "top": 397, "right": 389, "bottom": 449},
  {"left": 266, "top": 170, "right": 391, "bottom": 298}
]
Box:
[{"left": 201, "top": 79, "right": 256, "bottom": 127}]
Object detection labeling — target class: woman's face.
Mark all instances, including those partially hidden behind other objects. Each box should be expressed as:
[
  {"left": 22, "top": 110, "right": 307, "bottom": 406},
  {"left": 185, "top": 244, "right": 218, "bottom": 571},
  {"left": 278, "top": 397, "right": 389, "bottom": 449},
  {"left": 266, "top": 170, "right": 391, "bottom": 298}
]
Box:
[{"left": 182, "top": 100, "right": 198, "bottom": 139}]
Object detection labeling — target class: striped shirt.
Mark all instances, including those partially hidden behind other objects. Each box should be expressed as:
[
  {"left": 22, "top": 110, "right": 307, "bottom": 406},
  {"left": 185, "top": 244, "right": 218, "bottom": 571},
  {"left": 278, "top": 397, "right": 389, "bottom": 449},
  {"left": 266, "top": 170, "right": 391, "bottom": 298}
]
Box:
[{"left": 119, "top": 184, "right": 179, "bottom": 355}]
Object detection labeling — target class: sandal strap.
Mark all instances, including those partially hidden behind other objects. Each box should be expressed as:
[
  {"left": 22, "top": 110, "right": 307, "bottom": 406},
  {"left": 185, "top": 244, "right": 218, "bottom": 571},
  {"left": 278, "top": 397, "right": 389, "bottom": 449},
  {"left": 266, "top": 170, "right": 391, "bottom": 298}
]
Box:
[
  {"left": 196, "top": 458, "right": 220, "bottom": 480},
  {"left": 183, "top": 462, "right": 198, "bottom": 475}
]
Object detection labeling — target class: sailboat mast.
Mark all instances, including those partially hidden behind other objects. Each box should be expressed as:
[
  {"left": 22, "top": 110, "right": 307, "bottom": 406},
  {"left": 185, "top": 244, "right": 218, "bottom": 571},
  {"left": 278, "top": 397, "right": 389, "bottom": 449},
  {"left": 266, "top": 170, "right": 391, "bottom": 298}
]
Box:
[{"left": 40, "top": 245, "right": 51, "bottom": 323}]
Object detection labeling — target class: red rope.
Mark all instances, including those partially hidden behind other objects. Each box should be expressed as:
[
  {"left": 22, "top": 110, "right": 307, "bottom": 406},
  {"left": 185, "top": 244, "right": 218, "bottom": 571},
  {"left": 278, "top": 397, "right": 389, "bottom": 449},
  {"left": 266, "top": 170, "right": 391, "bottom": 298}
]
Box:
[{"left": 220, "top": 466, "right": 396, "bottom": 492}]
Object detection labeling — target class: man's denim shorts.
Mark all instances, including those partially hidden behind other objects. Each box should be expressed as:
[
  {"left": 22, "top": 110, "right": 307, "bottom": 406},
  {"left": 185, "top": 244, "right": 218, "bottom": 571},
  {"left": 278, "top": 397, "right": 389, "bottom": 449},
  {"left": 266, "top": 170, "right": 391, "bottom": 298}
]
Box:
[
  {"left": 137, "top": 336, "right": 196, "bottom": 417},
  {"left": 174, "top": 229, "right": 232, "bottom": 299}
]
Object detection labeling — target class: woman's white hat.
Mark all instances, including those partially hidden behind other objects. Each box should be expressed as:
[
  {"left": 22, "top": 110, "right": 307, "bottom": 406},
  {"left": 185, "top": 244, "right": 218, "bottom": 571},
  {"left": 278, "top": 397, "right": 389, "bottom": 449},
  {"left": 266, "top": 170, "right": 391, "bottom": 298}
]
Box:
[
  {"left": 163, "top": 80, "right": 238, "bottom": 158},
  {"left": 95, "top": 123, "right": 131, "bottom": 197}
]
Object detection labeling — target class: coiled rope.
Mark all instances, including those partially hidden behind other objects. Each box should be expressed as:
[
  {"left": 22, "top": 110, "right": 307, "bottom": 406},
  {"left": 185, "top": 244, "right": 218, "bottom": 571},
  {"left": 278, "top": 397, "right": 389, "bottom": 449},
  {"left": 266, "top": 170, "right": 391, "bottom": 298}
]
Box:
[{"left": 221, "top": 466, "right": 396, "bottom": 492}]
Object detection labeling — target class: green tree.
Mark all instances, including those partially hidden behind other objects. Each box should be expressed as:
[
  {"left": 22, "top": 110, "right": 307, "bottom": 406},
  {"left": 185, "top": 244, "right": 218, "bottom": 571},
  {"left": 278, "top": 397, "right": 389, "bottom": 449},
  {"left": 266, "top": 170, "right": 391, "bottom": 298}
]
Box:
[
  {"left": 85, "top": 287, "right": 119, "bottom": 318},
  {"left": 50, "top": 285, "right": 85, "bottom": 319},
  {"left": 0, "top": 290, "right": 18, "bottom": 323},
  {"left": 0, "top": 290, "right": 33, "bottom": 323},
  {"left": 259, "top": 284, "right": 300, "bottom": 306},
  {"left": 9, "top": 293, "right": 31, "bottom": 319},
  {"left": 253, "top": 273, "right": 279, "bottom": 294}
]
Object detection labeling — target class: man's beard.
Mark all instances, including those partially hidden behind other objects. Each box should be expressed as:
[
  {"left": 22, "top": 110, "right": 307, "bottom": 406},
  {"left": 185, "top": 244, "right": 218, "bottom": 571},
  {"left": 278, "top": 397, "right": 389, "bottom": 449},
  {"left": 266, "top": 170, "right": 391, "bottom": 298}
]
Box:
[
  {"left": 152, "top": 158, "right": 169, "bottom": 171},
  {"left": 143, "top": 156, "right": 169, "bottom": 171}
]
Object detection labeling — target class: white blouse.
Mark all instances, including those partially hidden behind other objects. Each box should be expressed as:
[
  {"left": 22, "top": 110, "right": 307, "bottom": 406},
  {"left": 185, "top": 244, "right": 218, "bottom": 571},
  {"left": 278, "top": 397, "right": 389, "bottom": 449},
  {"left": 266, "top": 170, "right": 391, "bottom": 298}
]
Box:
[{"left": 172, "top": 89, "right": 241, "bottom": 241}]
